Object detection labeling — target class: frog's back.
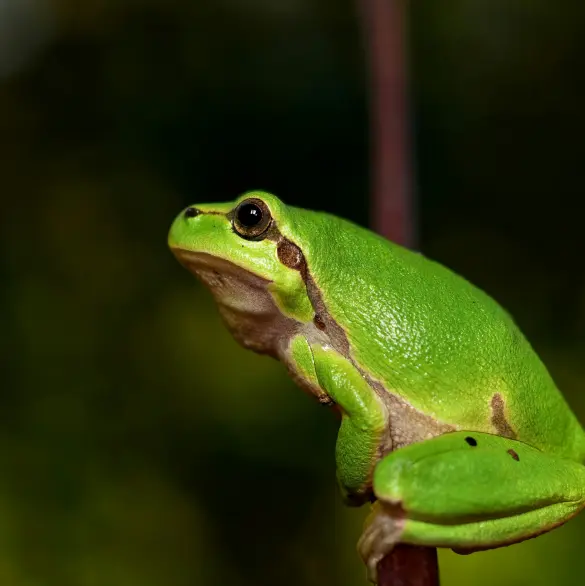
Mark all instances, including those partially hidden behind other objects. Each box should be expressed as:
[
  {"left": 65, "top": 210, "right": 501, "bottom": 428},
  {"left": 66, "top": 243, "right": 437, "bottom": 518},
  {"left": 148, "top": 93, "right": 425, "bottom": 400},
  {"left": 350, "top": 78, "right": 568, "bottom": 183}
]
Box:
[{"left": 283, "top": 206, "right": 585, "bottom": 462}]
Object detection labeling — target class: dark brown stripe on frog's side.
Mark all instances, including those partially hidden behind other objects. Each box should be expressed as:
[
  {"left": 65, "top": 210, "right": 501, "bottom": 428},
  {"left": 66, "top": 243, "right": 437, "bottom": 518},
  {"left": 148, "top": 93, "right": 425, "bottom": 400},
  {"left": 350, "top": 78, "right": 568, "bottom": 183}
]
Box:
[
  {"left": 490, "top": 393, "right": 517, "bottom": 439},
  {"left": 276, "top": 237, "right": 350, "bottom": 356}
]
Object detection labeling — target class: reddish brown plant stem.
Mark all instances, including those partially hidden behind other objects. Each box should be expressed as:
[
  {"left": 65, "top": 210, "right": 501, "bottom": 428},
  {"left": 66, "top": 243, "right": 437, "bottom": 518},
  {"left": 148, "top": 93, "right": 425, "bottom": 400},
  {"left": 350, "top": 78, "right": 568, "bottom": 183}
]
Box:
[
  {"left": 361, "top": 0, "right": 415, "bottom": 248},
  {"left": 360, "top": 0, "right": 439, "bottom": 585},
  {"left": 377, "top": 545, "right": 439, "bottom": 586}
]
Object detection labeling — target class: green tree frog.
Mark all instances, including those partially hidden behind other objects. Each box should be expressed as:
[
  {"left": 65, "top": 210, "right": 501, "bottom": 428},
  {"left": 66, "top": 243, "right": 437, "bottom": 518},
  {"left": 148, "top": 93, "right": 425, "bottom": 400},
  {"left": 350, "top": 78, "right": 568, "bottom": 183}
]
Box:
[{"left": 168, "top": 191, "right": 585, "bottom": 583}]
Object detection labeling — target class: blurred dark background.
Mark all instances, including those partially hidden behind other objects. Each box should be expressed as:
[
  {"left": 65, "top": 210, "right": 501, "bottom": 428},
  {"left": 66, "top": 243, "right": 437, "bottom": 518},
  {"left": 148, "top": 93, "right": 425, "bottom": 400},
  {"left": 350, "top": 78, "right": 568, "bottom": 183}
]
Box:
[{"left": 1, "top": 0, "right": 585, "bottom": 585}]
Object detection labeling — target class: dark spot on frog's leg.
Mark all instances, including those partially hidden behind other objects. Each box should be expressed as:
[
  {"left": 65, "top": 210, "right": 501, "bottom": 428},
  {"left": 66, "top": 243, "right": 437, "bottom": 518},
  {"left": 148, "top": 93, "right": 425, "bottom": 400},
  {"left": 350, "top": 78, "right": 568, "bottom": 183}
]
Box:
[
  {"left": 465, "top": 436, "right": 478, "bottom": 446},
  {"left": 490, "top": 393, "right": 517, "bottom": 439},
  {"left": 313, "top": 314, "right": 326, "bottom": 330},
  {"left": 507, "top": 449, "right": 520, "bottom": 461}
]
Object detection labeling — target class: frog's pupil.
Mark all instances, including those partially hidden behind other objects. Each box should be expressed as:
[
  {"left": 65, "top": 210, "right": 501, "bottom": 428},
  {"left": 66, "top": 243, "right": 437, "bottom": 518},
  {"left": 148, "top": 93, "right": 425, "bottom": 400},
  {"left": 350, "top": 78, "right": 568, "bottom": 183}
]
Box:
[{"left": 238, "top": 203, "right": 262, "bottom": 227}]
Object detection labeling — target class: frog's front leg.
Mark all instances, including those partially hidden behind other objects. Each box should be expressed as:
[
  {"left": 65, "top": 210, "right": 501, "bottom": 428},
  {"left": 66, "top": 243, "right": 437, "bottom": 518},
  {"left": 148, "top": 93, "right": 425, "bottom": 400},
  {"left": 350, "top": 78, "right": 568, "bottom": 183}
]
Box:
[
  {"left": 310, "top": 345, "right": 389, "bottom": 506},
  {"left": 359, "top": 431, "right": 585, "bottom": 584}
]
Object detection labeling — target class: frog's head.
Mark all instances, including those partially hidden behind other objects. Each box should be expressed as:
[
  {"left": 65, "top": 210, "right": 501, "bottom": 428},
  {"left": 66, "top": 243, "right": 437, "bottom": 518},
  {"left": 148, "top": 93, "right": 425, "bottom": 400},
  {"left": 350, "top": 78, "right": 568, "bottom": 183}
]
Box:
[{"left": 168, "top": 191, "right": 316, "bottom": 354}]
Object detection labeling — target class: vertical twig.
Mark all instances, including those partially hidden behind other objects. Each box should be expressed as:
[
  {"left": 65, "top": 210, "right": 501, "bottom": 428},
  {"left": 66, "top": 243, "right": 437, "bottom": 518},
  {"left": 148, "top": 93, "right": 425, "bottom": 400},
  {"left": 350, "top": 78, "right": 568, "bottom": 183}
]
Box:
[
  {"left": 377, "top": 544, "right": 439, "bottom": 586},
  {"left": 359, "top": 1, "right": 439, "bottom": 585},
  {"left": 361, "top": 0, "right": 415, "bottom": 249}
]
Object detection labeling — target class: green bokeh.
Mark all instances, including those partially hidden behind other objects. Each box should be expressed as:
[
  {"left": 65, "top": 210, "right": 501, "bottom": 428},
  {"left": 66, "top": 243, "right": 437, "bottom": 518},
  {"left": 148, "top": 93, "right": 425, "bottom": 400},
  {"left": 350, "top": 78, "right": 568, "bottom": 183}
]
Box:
[{"left": 1, "top": 0, "right": 585, "bottom": 584}]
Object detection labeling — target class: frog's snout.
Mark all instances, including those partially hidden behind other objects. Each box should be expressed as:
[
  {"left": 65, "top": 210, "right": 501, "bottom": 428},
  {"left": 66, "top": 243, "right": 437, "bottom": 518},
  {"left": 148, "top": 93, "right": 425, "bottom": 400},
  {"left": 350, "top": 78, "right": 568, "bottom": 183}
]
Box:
[{"left": 168, "top": 206, "right": 204, "bottom": 250}]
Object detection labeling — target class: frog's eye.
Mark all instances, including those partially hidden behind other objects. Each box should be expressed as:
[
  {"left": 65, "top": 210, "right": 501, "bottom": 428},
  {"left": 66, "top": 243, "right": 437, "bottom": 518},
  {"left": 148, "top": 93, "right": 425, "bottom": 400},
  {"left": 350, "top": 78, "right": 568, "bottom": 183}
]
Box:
[{"left": 233, "top": 198, "right": 272, "bottom": 239}]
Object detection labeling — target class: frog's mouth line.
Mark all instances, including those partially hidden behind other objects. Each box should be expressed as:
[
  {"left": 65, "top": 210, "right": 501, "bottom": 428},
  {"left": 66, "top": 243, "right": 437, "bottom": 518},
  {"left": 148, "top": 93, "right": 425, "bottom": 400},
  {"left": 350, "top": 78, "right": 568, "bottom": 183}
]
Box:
[{"left": 170, "top": 248, "right": 272, "bottom": 288}]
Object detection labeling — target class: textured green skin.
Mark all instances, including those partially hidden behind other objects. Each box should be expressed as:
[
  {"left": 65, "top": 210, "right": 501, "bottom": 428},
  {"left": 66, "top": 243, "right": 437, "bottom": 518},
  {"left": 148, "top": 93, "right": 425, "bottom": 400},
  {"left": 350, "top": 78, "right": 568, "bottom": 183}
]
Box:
[
  {"left": 275, "top": 202, "right": 585, "bottom": 461},
  {"left": 169, "top": 191, "right": 585, "bottom": 559}
]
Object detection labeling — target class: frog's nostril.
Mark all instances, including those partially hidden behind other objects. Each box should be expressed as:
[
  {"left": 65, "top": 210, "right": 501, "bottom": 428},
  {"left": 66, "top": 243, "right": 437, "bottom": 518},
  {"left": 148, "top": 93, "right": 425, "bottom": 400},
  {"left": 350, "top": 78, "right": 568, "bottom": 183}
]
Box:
[{"left": 184, "top": 207, "right": 200, "bottom": 218}]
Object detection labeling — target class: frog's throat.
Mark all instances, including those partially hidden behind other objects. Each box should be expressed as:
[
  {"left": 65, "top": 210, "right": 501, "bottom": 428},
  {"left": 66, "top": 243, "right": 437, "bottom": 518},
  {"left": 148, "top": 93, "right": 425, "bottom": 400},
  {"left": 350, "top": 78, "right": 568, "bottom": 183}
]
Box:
[{"left": 172, "top": 249, "right": 301, "bottom": 354}]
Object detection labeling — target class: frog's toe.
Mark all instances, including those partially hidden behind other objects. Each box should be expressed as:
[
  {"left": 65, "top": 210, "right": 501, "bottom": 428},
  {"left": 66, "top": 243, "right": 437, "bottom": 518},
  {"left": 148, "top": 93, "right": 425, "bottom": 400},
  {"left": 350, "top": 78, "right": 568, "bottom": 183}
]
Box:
[{"left": 358, "top": 502, "right": 406, "bottom": 584}]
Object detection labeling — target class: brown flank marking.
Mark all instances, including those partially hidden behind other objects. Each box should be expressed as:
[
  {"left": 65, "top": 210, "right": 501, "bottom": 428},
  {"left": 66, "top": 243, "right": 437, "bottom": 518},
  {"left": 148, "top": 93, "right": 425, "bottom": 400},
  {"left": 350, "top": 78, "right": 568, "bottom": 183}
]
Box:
[{"left": 490, "top": 393, "right": 517, "bottom": 439}]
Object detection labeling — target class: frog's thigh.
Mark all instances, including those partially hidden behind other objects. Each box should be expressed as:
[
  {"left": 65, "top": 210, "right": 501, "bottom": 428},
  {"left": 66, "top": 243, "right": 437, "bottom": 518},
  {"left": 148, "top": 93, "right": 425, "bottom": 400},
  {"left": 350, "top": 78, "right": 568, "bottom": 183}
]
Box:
[
  {"left": 359, "top": 431, "right": 585, "bottom": 583},
  {"left": 310, "top": 345, "right": 387, "bottom": 504}
]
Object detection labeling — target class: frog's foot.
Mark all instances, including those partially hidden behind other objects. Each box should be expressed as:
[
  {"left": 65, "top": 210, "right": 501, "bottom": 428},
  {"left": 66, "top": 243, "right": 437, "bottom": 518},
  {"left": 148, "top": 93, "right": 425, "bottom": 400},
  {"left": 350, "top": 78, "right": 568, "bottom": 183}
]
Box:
[
  {"left": 359, "top": 430, "right": 585, "bottom": 584},
  {"left": 358, "top": 501, "right": 406, "bottom": 584}
]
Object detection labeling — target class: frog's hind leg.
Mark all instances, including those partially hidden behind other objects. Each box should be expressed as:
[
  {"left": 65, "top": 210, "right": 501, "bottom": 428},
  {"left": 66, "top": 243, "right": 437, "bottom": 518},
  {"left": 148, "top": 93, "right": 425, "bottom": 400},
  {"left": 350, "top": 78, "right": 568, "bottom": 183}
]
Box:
[{"left": 359, "top": 431, "right": 585, "bottom": 584}]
